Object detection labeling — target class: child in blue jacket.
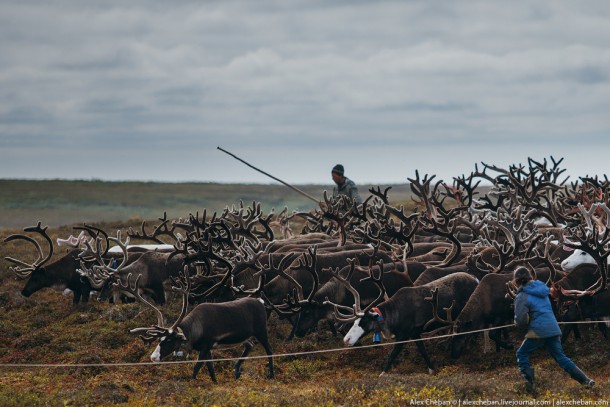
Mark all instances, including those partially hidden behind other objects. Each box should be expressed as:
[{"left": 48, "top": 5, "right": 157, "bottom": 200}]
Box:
[{"left": 513, "top": 267, "right": 594, "bottom": 392}]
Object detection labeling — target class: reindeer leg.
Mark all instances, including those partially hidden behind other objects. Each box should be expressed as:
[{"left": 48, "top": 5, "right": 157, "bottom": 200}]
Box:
[
  {"left": 327, "top": 320, "right": 338, "bottom": 337},
  {"left": 382, "top": 342, "right": 405, "bottom": 374},
  {"left": 193, "top": 348, "right": 207, "bottom": 380},
  {"left": 414, "top": 336, "right": 435, "bottom": 374},
  {"left": 153, "top": 285, "right": 166, "bottom": 305},
  {"left": 193, "top": 348, "right": 216, "bottom": 382},
  {"left": 500, "top": 328, "right": 514, "bottom": 349},
  {"left": 72, "top": 288, "right": 82, "bottom": 304},
  {"left": 490, "top": 328, "right": 513, "bottom": 351},
  {"left": 81, "top": 284, "right": 91, "bottom": 304},
  {"left": 285, "top": 316, "right": 298, "bottom": 340},
  {"left": 234, "top": 342, "right": 253, "bottom": 379},
  {"left": 561, "top": 324, "right": 572, "bottom": 343},
  {"left": 256, "top": 335, "right": 275, "bottom": 379},
  {"left": 204, "top": 350, "right": 217, "bottom": 383},
  {"left": 573, "top": 324, "right": 581, "bottom": 340}
]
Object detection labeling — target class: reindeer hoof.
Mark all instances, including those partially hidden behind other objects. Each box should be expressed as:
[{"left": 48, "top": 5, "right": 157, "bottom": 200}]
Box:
[
  {"left": 428, "top": 368, "right": 436, "bottom": 375},
  {"left": 379, "top": 371, "right": 386, "bottom": 377}
]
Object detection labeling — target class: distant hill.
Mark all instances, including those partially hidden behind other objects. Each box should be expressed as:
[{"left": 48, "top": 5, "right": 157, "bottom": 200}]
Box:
[{"left": 0, "top": 179, "right": 414, "bottom": 229}]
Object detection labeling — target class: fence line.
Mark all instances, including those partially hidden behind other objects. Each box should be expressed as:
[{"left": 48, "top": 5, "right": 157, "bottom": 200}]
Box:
[{"left": 1, "top": 319, "right": 607, "bottom": 369}]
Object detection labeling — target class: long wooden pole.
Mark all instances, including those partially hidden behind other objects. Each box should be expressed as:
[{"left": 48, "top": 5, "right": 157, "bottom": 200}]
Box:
[{"left": 217, "top": 146, "right": 321, "bottom": 204}]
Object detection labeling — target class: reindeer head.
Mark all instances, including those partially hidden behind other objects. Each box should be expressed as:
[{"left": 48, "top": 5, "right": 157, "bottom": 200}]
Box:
[
  {"left": 322, "top": 259, "right": 387, "bottom": 346},
  {"left": 127, "top": 268, "right": 192, "bottom": 361}
]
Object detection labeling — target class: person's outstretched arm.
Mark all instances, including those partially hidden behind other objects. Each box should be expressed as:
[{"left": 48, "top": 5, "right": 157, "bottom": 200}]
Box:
[{"left": 514, "top": 293, "right": 530, "bottom": 331}]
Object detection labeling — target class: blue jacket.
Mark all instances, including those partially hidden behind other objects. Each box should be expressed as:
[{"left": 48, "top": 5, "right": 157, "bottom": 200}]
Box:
[{"left": 514, "top": 280, "right": 561, "bottom": 339}]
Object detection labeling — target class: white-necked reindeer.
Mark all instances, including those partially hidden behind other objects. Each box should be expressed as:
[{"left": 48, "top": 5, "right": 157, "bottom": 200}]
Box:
[{"left": 124, "top": 269, "right": 274, "bottom": 382}]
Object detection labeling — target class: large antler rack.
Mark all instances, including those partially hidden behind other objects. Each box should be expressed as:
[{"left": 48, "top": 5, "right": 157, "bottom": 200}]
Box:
[
  {"left": 381, "top": 204, "right": 420, "bottom": 247},
  {"left": 77, "top": 230, "right": 130, "bottom": 289},
  {"left": 422, "top": 286, "right": 456, "bottom": 338},
  {"left": 408, "top": 170, "right": 438, "bottom": 218},
  {"left": 253, "top": 211, "right": 275, "bottom": 242},
  {"left": 470, "top": 207, "right": 539, "bottom": 273},
  {"left": 369, "top": 186, "right": 392, "bottom": 205},
  {"left": 515, "top": 235, "right": 558, "bottom": 284},
  {"left": 175, "top": 229, "right": 235, "bottom": 281},
  {"left": 221, "top": 201, "right": 262, "bottom": 244},
  {"left": 128, "top": 266, "right": 191, "bottom": 343},
  {"left": 539, "top": 180, "right": 580, "bottom": 228},
  {"left": 519, "top": 158, "right": 569, "bottom": 227},
  {"left": 451, "top": 173, "right": 481, "bottom": 209},
  {"left": 351, "top": 218, "right": 402, "bottom": 253},
  {"left": 4, "top": 221, "right": 55, "bottom": 278},
  {"left": 56, "top": 230, "right": 90, "bottom": 249},
  {"left": 562, "top": 203, "right": 610, "bottom": 296},
  {"left": 580, "top": 175, "right": 610, "bottom": 205},
  {"left": 529, "top": 156, "right": 569, "bottom": 185},
  {"left": 322, "top": 258, "right": 386, "bottom": 323},
  {"left": 453, "top": 211, "right": 486, "bottom": 241},
  {"left": 189, "top": 237, "right": 265, "bottom": 301},
  {"left": 221, "top": 200, "right": 275, "bottom": 243},
  {"left": 268, "top": 207, "right": 295, "bottom": 239},
  {"left": 290, "top": 209, "right": 335, "bottom": 235},
  {"left": 321, "top": 191, "right": 357, "bottom": 246},
  {"left": 171, "top": 210, "right": 236, "bottom": 251},
  {"left": 70, "top": 224, "right": 111, "bottom": 258},
  {"left": 408, "top": 171, "right": 471, "bottom": 267},
  {"left": 352, "top": 199, "right": 419, "bottom": 250},
  {"left": 127, "top": 212, "right": 180, "bottom": 244},
  {"left": 260, "top": 246, "right": 320, "bottom": 316},
  {"left": 474, "top": 158, "right": 569, "bottom": 224}
]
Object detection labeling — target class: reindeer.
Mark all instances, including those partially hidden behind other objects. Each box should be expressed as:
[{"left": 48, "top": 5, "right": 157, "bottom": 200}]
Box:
[
  {"left": 125, "top": 269, "right": 274, "bottom": 382},
  {"left": 449, "top": 272, "right": 515, "bottom": 358},
  {"left": 4, "top": 223, "right": 108, "bottom": 304},
  {"left": 261, "top": 245, "right": 395, "bottom": 307},
  {"left": 78, "top": 231, "right": 184, "bottom": 305},
  {"left": 266, "top": 254, "right": 414, "bottom": 339},
  {"left": 552, "top": 204, "right": 610, "bottom": 342},
  {"left": 327, "top": 271, "right": 479, "bottom": 374}
]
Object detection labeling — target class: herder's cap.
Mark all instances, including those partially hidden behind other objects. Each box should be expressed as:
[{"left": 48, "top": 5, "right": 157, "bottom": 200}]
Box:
[{"left": 332, "top": 164, "right": 345, "bottom": 176}]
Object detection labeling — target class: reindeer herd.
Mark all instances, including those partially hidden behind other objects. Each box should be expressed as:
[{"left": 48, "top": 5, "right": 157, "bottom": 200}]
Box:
[{"left": 4, "top": 156, "right": 610, "bottom": 382}]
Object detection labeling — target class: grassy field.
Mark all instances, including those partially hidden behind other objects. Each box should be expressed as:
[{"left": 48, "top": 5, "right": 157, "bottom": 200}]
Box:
[
  {"left": 0, "top": 179, "right": 413, "bottom": 229},
  {"left": 0, "top": 181, "right": 608, "bottom": 406}
]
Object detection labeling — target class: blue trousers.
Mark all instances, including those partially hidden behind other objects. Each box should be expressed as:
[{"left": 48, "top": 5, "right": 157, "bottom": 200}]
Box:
[{"left": 516, "top": 335, "right": 577, "bottom": 373}]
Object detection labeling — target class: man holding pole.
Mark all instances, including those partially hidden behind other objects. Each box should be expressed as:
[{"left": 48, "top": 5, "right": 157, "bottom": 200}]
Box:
[
  {"left": 217, "top": 147, "right": 362, "bottom": 208},
  {"left": 331, "top": 164, "right": 362, "bottom": 205}
]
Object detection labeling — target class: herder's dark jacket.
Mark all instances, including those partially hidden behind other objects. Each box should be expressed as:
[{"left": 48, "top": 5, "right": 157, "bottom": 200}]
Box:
[{"left": 332, "top": 177, "right": 362, "bottom": 204}]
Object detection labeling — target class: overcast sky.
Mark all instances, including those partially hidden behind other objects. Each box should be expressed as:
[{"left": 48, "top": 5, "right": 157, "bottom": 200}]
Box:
[{"left": 1, "top": 1, "right": 610, "bottom": 186}]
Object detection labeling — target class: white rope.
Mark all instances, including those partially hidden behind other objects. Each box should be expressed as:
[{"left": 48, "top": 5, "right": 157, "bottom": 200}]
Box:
[{"left": 1, "top": 319, "right": 607, "bottom": 368}]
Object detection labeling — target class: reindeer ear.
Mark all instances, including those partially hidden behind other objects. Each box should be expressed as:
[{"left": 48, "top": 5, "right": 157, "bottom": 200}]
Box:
[{"left": 175, "top": 327, "right": 187, "bottom": 341}]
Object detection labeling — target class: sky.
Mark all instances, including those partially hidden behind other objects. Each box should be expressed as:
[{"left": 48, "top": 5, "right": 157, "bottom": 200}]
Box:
[{"left": 1, "top": 1, "right": 610, "bottom": 186}]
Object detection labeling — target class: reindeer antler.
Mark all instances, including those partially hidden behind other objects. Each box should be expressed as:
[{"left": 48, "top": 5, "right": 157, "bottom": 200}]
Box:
[
  {"left": 422, "top": 287, "right": 456, "bottom": 337},
  {"left": 129, "top": 267, "right": 192, "bottom": 343},
  {"left": 4, "top": 221, "right": 54, "bottom": 278},
  {"left": 323, "top": 258, "right": 386, "bottom": 323}
]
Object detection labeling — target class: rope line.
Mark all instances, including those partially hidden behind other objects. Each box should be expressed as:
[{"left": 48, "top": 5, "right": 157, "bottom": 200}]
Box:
[{"left": 1, "top": 319, "right": 607, "bottom": 368}]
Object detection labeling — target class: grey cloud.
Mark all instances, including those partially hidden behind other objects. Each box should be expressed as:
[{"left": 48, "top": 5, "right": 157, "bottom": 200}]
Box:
[{"left": 1, "top": 1, "right": 610, "bottom": 183}]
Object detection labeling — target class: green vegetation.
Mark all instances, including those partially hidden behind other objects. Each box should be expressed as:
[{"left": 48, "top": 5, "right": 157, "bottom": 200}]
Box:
[{"left": 0, "top": 179, "right": 413, "bottom": 229}]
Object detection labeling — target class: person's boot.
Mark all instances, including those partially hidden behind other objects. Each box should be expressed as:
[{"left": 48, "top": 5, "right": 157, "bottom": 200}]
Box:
[
  {"left": 520, "top": 367, "right": 535, "bottom": 392},
  {"left": 568, "top": 367, "right": 595, "bottom": 387}
]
